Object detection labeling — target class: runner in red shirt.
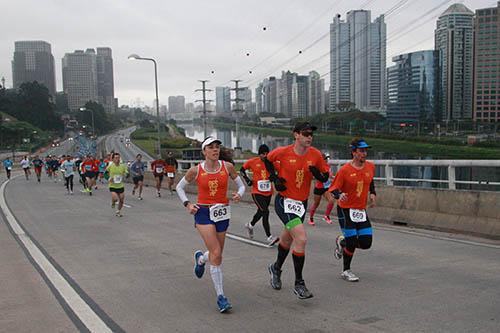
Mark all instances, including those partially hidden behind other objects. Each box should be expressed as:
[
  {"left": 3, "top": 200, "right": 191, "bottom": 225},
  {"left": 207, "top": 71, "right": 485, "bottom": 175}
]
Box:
[
  {"left": 240, "top": 144, "right": 279, "bottom": 246},
  {"left": 81, "top": 155, "right": 99, "bottom": 195},
  {"left": 328, "top": 138, "right": 376, "bottom": 282},
  {"left": 151, "top": 155, "right": 168, "bottom": 197},
  {"left": 264, "top": 122, "right": 330, "bottom": 299}
]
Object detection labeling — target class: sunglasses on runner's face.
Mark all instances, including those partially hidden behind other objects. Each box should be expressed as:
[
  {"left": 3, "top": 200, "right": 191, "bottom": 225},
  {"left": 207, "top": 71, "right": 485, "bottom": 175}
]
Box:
[{"left": 300, "top": 131, "right": 313, "bottom": 137}]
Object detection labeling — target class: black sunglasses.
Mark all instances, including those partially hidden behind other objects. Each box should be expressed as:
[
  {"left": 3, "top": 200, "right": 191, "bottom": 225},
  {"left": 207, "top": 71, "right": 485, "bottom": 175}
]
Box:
[{"left": 300, "top": 130, "right": 314, "bottom": 137}]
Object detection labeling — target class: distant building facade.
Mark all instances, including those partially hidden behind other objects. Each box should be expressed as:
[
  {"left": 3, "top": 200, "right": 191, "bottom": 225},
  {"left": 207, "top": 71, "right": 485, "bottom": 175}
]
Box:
[
  {"left": 168, "top": 96, "right": 186, "bottom": 114},
  {"left": 473, "top": 2, "right": 500, "bottom": 122},
  {"left": 62, "top": 49, "right": 98, "bottom": 112},
  {"left": 435, "top": 3, "right": 474, "bottom": 120},
  {"left": 387, "top": 50, "right": 439, "bottom": 123},
  {"left": 96, "top": 47, "right": 115, "bottom": 113},
  {"left": 215, "top": 86, "right": 231, "bottom": 114},
  {"left": 329, "top": 10, "right": 386, "bottom": 112},
  {"left": 12, "top": 40, "right": 56, "bottom": 97}
]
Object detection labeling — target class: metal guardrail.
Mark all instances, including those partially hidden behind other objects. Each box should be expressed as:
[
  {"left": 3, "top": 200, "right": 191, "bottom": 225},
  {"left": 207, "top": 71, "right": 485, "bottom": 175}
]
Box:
[{"left": 176, "top": 159, "right": 500, "bottom": 191}]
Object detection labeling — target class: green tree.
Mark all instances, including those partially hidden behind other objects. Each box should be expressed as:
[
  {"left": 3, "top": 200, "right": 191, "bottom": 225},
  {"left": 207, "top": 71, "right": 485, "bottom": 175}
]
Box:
[
  {"left": 78, "top": 101, "right": 118, "bottom": 135},
  {"left": 14, "top": 82, "right": 63, "bottom": 131}
]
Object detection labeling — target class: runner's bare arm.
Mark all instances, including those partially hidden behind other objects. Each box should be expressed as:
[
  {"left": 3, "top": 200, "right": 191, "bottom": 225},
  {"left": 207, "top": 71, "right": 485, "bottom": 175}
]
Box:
[{"left": 226, "top": 163, "right": 245, "bottom": 202}]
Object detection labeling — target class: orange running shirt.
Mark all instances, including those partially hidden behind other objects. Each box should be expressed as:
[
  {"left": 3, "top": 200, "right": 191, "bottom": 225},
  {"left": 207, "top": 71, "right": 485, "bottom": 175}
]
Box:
[
  {"left": 196, "top": 160, "right": 229, "bottom": 205},
  {"left": 243, "top": 157, "right": 273, "bottom": 196},
  {"left": 165, "top": 164, "right": 176, "bottom": 173},
  {"left": 329, "top": 161, "right": 375, "bottom": 209},
  {"left": 267, "top": 145, "right": 329, "bottom": 201}
]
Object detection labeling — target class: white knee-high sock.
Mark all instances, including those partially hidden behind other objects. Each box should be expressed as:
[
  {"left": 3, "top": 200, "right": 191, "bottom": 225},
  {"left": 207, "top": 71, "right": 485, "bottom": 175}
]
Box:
[{"left": 210, "top": 264, "right": 224, "bottom": 296}]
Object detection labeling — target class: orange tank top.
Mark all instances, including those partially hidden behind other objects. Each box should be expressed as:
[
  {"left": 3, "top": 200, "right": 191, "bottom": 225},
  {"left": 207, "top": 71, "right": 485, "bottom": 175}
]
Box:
[{"left": 196, "top": 160, "right": 229, "bottom": 205}]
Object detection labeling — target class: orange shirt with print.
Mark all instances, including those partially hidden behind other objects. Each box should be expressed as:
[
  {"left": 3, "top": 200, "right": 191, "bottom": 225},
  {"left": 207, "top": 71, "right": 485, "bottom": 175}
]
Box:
[
  {"left": 267, "top": 145, "right": 329, "bottom": 201},
  {"left": 329, "top": 161, "right": 375, "bottom": 209},
  {"left": 196, "top": 161, "right": 229, "bottom": 205},
  {"left": 165, "top": 164, "right": 176, "bottom": 173},
  {"left": 243, "top": 157, "right": 274, "bottom": 196}
]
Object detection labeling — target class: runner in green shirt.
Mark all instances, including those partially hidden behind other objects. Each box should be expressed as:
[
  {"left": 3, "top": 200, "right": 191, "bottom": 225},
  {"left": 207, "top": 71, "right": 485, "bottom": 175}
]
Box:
[{"left": 106, "top": 152, "right": 128, "bottom": 217}]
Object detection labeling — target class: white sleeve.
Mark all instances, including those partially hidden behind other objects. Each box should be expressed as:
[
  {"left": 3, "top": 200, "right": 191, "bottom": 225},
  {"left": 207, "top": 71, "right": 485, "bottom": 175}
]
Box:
[
  {"left": 234, "top": 176, "right": 245, "bottom": 197},
  {"left": 176, "top": 176, "right": 190, "bottom": 203}
]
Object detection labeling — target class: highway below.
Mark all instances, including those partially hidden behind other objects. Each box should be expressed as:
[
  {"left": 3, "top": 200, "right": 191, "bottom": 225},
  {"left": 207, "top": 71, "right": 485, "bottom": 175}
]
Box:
[
  {"left": 104, "top": 127, "right": 154, "bottom": 163},
  {"left": 1, "top": 169, "right": 499, "bottom": 332}
]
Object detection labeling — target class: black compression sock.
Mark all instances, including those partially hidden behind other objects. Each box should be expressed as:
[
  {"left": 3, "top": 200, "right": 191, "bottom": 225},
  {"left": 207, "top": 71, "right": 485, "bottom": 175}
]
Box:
[
  {"left": 275, "top": 243, "right": 290, "bottom": 269},
  {"left": 292, "top": 251, "right": 305, "bottom": 284}
]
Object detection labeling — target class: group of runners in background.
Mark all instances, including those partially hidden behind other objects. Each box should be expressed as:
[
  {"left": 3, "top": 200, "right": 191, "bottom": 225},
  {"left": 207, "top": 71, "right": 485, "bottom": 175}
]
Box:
[{"left": 2, "top": 151, "right": 179, "bottom": 218}]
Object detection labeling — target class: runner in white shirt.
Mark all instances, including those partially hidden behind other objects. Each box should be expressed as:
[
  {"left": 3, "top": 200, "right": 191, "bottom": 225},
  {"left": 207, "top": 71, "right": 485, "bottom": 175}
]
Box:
[{"left": 20, "top": 156, "right": 31, "bottom": 180}]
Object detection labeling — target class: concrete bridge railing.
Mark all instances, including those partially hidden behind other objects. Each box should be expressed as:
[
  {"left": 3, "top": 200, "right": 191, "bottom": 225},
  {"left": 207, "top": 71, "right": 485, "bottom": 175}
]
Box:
[
  {"left": 134, "top": 164, "right": 500, "bottom": 239},
  {"left": 177, "top": 159, "right": 500, "bottom": 191}
]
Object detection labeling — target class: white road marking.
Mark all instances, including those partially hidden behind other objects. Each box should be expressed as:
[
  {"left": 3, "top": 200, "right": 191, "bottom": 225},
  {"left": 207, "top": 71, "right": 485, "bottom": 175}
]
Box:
[
  {"left": 226, "top": 233, "right": 271, "bottom": 248},
  {"left": 123, "top": 204, "right": 132, "bottom": 208},
  {"left": 0, "top": 179, "right": 113, "bottom": 332}
]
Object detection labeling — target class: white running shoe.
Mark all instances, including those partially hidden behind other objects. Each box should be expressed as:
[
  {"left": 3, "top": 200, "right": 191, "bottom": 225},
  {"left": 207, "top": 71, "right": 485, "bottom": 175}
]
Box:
[
  {"left": 334, "top": 235, "right": 344, "bottom": 260},
  {"left": 245, "top": 222, "right": 254, "bottom": 239},
  {"left": 341, "top": 269, "right": 359, "bottom": 282},
  {"left": 266, "top": 235, "right": 279, "bottom": 246}
]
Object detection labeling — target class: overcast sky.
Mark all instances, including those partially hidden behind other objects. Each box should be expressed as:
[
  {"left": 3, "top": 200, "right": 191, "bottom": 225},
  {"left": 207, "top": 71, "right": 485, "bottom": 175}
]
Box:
[{"left": 1, "top": 0, "right": 495, "bottom": 107}]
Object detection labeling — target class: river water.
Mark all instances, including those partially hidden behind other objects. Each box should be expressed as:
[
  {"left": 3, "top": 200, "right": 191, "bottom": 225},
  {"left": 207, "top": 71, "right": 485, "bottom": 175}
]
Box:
[{"left": 179, "top": 123, "right": 499, "bottom": 191}]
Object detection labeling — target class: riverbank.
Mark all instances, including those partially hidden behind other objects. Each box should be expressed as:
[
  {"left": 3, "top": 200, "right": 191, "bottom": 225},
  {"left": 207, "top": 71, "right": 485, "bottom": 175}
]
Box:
[
  {"left": 214, "top": 122, "right": 500, "bottom": 159},
  {"left": 130, "top": 124, "right": 192, "bottom": 158}
]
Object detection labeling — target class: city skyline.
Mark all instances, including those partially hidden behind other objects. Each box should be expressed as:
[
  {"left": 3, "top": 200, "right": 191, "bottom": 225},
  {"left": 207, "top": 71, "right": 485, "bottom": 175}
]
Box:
[{"left": 1, "top": 0, "right": 493, "bottom": 107}]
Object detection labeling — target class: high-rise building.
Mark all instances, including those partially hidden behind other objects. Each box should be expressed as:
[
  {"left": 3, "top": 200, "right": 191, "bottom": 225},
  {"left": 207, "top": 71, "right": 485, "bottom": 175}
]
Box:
[
  {"left": 96, "top": 47, "right": 115, "bottom": 113},
  {"left": 291, "top": 75, "right": 309, "bottom": 118},
  {"left": 168, "top": 96, "right": 186, "bottom": 114},
  {"left": 240, "top": 87, "right": 253, "bottom": 114},
  {"left": 62, "top": 49, "right": 98, "bottom": 112},
  {"left": 387, "top": 50, "right": 439, "bottom": 123},
  {"left": 308, "top": 71, "right": 325, "bottom": 116},
  {"left": 329, "top": 14, "right": 350, "bottom": 110},
  {"left": 263, "top": 77, "right": 279, "bottom": 114},
  {"left": 329, "top": 10, "right": 386, "bottom": 112},
  {"left": 473, "top": 2, "right": 500, "bottom": 122},
  {"left": 255, "top": 83, "right": 263, "bottom": 114},
  {"left": 215, "top": 86, "right": 231, "bottom": 114},
  {"left": 435, "top": 3, "right": 474, "bottom": 121},
  {"left": 12, "top": 40, "right": 56, "bottom": 97},
  {"left": 279, "top": 71, "right": 295, "bottom": 116}
]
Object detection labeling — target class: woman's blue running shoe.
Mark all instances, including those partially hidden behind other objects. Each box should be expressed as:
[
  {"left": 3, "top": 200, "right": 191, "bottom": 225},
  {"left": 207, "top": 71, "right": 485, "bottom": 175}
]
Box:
[
  {"left": 217, "top": 295, "right": 232, "bottom": 313},
  {"left": 193, "top": 250, "right": 205, "bottom": 278}
]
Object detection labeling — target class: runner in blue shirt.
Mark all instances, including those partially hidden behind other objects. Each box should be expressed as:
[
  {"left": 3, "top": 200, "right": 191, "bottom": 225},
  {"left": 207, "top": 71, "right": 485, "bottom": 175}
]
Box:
[
  {"left": 3, "top": 158, "right": 13, "bottom": 180},
  {"left": 129, "top": 154, "right": 146, "bottom": 200}
]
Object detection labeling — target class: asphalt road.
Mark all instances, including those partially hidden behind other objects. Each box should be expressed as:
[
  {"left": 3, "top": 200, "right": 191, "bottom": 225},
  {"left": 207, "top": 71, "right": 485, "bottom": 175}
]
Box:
[
  {"left": 1, "top": 173, "right": 499, "bottom": 333},
  {"left": 104, "top": 127, "right": 153, "bottom": 164}
]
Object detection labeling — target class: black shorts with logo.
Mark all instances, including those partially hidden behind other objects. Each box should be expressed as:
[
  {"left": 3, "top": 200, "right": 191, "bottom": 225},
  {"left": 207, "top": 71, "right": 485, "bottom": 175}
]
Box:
[
  {"left": 133, "top": 175, "right": 144, "bottom": 185},
  {"left": 274, "top": 194, "right": 308, "bottom": 229},
  {"left": 313, "top": 187, "right": 328, "bottom": 196}
]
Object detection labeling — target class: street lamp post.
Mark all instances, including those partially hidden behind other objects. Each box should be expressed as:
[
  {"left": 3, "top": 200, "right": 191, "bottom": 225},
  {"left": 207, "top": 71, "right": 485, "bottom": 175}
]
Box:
[
  {"left": 79, "top": 107, "right": 95, "bottom": 138},
  {"left": 128, "top": 54, "right": 161, "bottom": 157}
]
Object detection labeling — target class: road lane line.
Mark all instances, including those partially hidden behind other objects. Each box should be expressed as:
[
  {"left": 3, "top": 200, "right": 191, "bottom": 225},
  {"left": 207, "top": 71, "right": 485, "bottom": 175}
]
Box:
[
  {"left": 123, "top": 204, "right": 132, "bottom": 208},
  {"left": 226, "top": 233, "right": 271, "bottom": 248},
  {"left": 0, "top": 179, "right": 114, "bottom": 333}
]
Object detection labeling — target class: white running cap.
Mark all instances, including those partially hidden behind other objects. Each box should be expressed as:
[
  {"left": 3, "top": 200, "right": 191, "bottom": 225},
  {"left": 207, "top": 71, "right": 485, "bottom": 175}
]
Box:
[{"left": 201, "top": 136, "right": 222, "bottom": 150}]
